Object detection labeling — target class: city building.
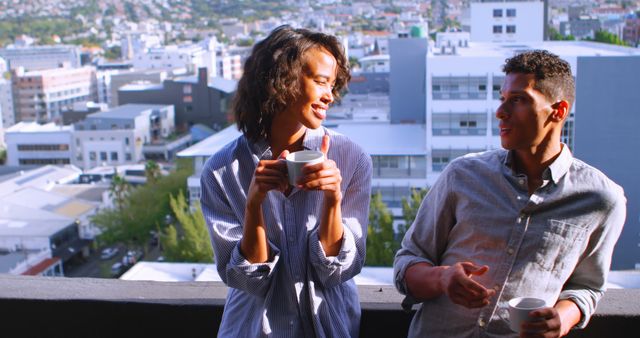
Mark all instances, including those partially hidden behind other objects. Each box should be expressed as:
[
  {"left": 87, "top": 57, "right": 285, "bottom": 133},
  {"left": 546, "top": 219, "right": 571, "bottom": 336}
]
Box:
[
  {"left": 470, "top": 0, "right": 546, "bottom": 43},
  {"left": 572, "top": 55, "right": 640, "bottom": 270},
  {"left": 11, "top": 66, "right": 96, "bottom": 123},
  {"left": 4, "top": 122, "right": 74, "bottom": 166},
  {"left": 73, "top": 104, "right": 179, "bottom": 169},
  {"left": 96, "top": 68, "right": 169, "bottom": 107},
  {"left": 131, "top": 38, "right": 217, "bottom": 79},
  {"left": 118, "top": 68, "right": 236, "bottom": 131},
  {"left": 0, "top": 45, "right": 82, "bottom": 71},
  {"left": 623, "top": 17, "right": 640, "bottom": 47},
  {"left": 0, "top": 165, "right": 97, "bottom": 276}
]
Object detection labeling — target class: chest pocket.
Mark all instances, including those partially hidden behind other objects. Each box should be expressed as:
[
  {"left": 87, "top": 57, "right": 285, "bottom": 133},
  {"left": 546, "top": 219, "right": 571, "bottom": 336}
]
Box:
[{"left": 533, "top": 219, "right": 589, "bottom": 272}]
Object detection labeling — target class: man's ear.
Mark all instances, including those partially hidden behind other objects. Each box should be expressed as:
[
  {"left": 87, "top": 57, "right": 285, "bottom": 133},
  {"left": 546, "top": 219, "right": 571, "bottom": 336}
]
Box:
[{"left": 550, "top": 100, "right": 570, "bottom": 122}]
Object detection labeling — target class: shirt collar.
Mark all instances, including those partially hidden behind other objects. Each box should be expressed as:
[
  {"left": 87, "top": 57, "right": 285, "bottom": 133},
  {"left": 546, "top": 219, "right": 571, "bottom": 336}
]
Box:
[
  {"left": 248, "top": 127, "right": 326, "bottom": 160},
  {"left": 503, "top": 144, "right": 573, "bottom": 184}
]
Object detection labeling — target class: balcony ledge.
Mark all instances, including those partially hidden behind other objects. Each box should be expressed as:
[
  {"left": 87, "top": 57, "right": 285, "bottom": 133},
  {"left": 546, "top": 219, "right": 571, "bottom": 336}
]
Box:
[{"left": 1, "top": 274, "right": 639, "bottom": 337}]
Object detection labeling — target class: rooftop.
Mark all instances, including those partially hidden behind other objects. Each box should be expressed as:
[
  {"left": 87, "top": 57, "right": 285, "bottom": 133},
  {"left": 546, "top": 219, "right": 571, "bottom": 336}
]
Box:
[
  {"left": 434, "top": 41, "right": 640, "bottom": 58},
  {"left": 86, "top": 104, "right": 171, "bottom": 120},
  {"left": 333, "top": 123, "right": 427, "bottom": 155},
  {"left": 177, "top": 124, "right": 242, "bottom": 158},
  {"left": 6, "top": 121, "right": 72, "bottom": 133}
]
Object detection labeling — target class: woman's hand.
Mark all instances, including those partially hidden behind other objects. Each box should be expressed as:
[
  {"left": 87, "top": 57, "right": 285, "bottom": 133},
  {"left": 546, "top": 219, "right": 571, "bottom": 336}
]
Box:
[
  {"left": 297, "top": 135, "right": 342, "bottom": 204},
  {"left": 247, "top": 150, "right": 289, "bottom": 207}
]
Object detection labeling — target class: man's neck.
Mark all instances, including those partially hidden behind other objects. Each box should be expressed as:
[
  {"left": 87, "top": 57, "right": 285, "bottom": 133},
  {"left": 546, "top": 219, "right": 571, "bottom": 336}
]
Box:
[{"left": 513, "top": 143, "right": 563, "bottom": 194}]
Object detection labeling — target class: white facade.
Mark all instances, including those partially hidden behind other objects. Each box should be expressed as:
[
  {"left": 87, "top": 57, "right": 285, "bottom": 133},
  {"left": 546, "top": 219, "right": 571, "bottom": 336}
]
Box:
[
  {"left": 4, "top": 122, "right": 74, "bottom": 166},
  {"left": 0, "top": 45, "right": 82, "bottom": 71},
  {"left": 359, "top": 55, "right": 390, "bottom": 73},
  {"left": 74, "top": 129, "right": 142, "bottom": 170},
  {"left": 470, "top": 0, "right": 544, "bottom": 43},
  {"left": 133, "top": 43, "right": 217, "bottom": 78},
  {"left": 0, "top": 77, "right": 14, "bottom": 128}
]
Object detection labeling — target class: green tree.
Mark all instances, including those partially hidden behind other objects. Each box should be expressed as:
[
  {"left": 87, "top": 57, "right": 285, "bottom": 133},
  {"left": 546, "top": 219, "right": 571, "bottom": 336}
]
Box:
[
  {"left": 591, "top": 30, "right": 628, "bottom": 46},
  {"left": 0, "top": 148, "right": 6, "bottom": 165},
  {"left": 160, "top": 191, "right": 213, "bottom": 262},
  {"left": 400, "top": 187, "right": 429, "bottom": 238},
  {"left": 145, "top": 160, "right": 162, "bottom": 184},
  {"left": 109, "top": 171, "right": 130, "bottom": 211},
  {"left": 366, "top": 191, "right": 397, "bottom": 266},
  {"left": 92, "top": 160, "right": 192, "bottom": 250}
]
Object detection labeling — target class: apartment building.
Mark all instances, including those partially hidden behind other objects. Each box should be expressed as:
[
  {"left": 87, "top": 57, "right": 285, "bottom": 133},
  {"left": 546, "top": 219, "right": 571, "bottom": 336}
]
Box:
[
  {"left": 73, "top": 104, "right": 175, "bottom": 169},
  {"left": 4, "top": 122, "right": 74, "bottom": 166},
  {"left": 11, "top": 66, "right": 96, "bottom": 123},
  {"left": 470, "top": 0, "right": 546, "bottom": 43},
  {"left": 0, "top": 45, "right": 82, "bottom": 71}
]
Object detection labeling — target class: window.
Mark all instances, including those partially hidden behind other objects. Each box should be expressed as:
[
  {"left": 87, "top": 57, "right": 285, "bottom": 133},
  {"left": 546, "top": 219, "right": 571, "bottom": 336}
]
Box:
[
  {"left": 111, "top": 152, "right": 118, "bottom": 161},
  {"left": 506, "top": 25, "right": 516, "bottom": 34},
  {"left": 493, "top": 25, "right": 503, "bottom": 34},
  {"left": 125, "top": 137, "right": 129, "bottom": 145},
  {"left": 89, "top": 152, "right": 96, "bottom": 161},
  {"left": 125, "top": 153, "right": 132, "bottom": 161},
  {"left": 506, "top": 9, "right": 516, "bottom": 17},
  {"left": 493, "top": 9, "right": 503, "bottom": 18},
  {"left": 100, "top": 152, "right": 107, "bottom": 161},
  {"left": 183, "top": 95, "right": 193, "bottom": 103},
  {"left": 183, "top": 85, "right": 192, "bottom": 94}
]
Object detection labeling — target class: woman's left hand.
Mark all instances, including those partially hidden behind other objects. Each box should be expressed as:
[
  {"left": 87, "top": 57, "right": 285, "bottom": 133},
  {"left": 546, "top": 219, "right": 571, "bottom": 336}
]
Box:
[{"left": 297, "top": 135, "right": 342, "bottom": 204}]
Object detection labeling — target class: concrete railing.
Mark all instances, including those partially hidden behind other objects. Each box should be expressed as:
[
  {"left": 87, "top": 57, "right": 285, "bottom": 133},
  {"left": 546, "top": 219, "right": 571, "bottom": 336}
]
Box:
[{"left": 1, "top": 274, "right": 638, "bottom": 337}]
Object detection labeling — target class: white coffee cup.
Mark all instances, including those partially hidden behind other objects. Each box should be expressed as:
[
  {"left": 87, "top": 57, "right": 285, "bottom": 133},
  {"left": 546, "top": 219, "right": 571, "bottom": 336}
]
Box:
[
  {"left": 499, "top": 297, "right": 547, "bottom": 333},
  {"left": 285, "top": 150, "right": 324, "bottom": 186}
]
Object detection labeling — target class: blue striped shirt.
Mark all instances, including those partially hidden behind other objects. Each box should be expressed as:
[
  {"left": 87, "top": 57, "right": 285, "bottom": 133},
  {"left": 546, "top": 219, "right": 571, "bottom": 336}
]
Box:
[{"left": 200, "top": 126, "right": 372, "bottom": 337}]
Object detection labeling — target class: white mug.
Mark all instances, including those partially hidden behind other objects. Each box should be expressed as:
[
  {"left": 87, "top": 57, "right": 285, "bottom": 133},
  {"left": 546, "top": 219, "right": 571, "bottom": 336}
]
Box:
[
  {"left": 285, "top": 150, "right": 324, "bottom": 186},
  {"left": 498, "top": 297, "right": 547, "bottom": 333}
]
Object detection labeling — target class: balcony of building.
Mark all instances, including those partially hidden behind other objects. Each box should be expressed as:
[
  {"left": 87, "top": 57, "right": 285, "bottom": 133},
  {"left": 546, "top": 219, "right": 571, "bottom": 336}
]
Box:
[{"left": 1, "top": 274, "right": 638, "bottom": 337}]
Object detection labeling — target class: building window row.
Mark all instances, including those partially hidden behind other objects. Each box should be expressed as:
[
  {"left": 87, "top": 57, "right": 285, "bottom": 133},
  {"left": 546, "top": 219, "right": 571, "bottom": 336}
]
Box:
[
  {"left": 372, "top": 155, "right": 427, "bottom": 178},
  {"left": 493, "top": 25, "right": 517, "bottom": 34},
  {"left": 432, "top": 113, "right": 487, "bottom": 136},
  {"left": 493, "top": 9, "right": 517, "bottom": 18},
  {"left": 18, "top": 158, "right": 71, "bottom": 165},
  {"left": 432, "top": 148, "right": 485, "bottom": 172},
  {"left": 432, "top": 76, "right": 487, "bottom": 100},
  {"left": 17, "top": 144, "right": 69, "bottom": 151}
]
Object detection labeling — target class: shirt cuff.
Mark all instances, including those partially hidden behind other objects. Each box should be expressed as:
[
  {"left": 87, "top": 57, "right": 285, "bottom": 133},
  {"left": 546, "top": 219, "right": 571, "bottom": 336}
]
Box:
[
  {"left": 309, "top": 226, "right": 355, "bottom": 267},
  {"left": 394, "top": 256, "right": 435, "bottom": 312},
  {"left": 558, "top": 290, "right": 593, "bottom": 329},
  {"left": 228, "top": 241, "right": 280, "bottom": 278}
]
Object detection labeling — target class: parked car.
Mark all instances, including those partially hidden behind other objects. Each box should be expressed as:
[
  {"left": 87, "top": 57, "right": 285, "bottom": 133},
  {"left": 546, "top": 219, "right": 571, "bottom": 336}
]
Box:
[
  {"left": 122, "top": 250, "right": 144, "bottom": 266},
  {"left": 100, "top": 247, "right": 119, "bottom": 260},
  {"left": 110, "top": 262, "right": 123, "bottom": 276}
]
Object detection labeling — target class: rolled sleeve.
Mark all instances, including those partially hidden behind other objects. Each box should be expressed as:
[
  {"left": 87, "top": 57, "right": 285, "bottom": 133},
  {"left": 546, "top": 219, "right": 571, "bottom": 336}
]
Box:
[
  {"left": 225, "top": 241, "right": 281, "bottom": 297},
  {"left": 308, "top": 151, "right": 372, "bottom": 289},
  {"left": 393, "top": 164, "right": 456, "bottom": 303},
  {"left": 200, "top": 159, "right": 281, "bottom": 297},
  {"left": 558, "top": 186, "right": 626, "bottom": 329}
]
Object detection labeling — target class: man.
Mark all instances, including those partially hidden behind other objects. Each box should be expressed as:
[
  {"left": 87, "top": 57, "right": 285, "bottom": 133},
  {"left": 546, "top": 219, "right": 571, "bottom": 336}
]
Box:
[{"left": 393, "top": 50, "right": 626, "bottom": 337}]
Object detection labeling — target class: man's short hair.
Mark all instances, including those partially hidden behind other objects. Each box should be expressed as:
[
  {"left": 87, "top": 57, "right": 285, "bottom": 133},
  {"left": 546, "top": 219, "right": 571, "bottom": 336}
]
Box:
[
  {"left": 233, "top": 25, "right": 350, "bottom": 142},
  {"left": 503, "top": 50, "right": 575, "bottom": 108}
]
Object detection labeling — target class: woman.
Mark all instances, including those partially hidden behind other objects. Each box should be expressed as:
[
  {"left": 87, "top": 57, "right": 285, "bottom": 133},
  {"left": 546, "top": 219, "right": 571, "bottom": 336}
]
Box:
[{"left": 200, "top": 25, "right": 372, "bottom": 337}]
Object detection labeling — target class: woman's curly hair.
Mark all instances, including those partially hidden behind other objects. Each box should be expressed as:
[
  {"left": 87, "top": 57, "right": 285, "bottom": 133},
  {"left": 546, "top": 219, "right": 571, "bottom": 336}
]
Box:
[{"left": 232, "top": 25, "right": 350, "bottom": 142}]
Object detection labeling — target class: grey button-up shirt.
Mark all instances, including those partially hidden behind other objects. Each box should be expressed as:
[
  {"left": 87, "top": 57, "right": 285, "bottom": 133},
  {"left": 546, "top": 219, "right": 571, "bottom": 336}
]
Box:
[
  {"left": 201, "top": 126, "right": 372, "bottom": 337},
  {"left": 394, "top": 146, "right": 626, "bottom": 338}
]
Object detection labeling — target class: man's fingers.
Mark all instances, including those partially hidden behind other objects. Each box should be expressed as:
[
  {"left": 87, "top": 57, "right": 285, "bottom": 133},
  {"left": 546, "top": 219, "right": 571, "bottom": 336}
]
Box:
[
  {"left": 462, "top": 262, "right": 490, "bottom": 277},
  {"left": 320, "top": 134, "right": 330, "bottom": 157}
]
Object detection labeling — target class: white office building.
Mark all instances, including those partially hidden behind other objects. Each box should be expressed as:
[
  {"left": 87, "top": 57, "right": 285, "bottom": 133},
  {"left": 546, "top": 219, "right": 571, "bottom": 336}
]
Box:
[
  {"left": 73, "top": 104, "right": 175, "bottom": 170},
  {"left": 0, "top": 45, "right": 82, "bottom": 71},
  {"left": 4, "top": 122, "right": 74, "bottom": 166},
  {"left": 470, "top": 0, "right": 545, "bottom": 43},
  {"left": 132, "top": 39, "right": 217, "bottom": 78}
]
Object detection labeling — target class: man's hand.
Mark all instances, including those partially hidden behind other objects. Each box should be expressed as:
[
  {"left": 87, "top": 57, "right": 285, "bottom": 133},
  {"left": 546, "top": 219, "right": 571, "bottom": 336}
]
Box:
[
  {"left": 519, "top": 299, "right": 580, "bottom": 338},
  {"left": 297, "top": 135, "right": 342, "bottom": 204},
  {"left": 440, "top": 262, "right": 496, "bottom": 308},
  {"left": 519, "top": 307, "right": 561, "bottom": 338}
]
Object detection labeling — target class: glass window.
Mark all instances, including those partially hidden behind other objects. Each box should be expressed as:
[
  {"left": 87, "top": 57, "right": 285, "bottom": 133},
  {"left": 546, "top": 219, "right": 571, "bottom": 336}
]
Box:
[
  {"left": 100, "top": 152, "right": 107, "bottom": 161},
  {"left": 111, "top": 152, "right": 118, "bottom": 161},
  {"left": 493, "top": 25, "right": 503, "bottom": 34},
  {"left": 506, "top": 25, "right": 516, "bottom": 34},
  {"left": 506, "top": 9, "right": 516, "bottom": 17},
  {"left": 89, "top": 152, "right": 96, "bottom": 161},
  {"left": 493, "top": 9, "right": 503, "bottom": 18}
]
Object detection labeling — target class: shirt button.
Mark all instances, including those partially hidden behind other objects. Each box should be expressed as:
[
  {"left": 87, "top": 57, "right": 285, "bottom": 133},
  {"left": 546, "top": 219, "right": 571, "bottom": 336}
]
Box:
[
  {"left": 518, "top": 179, "right": 525, "bottom": 185},
  {"left": 478, "top": 318, "right": 486, "bottom": 327},
  {"left": 507, "top": 248, "right": 515, "bottom": 255}
]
